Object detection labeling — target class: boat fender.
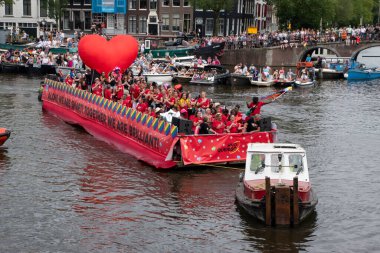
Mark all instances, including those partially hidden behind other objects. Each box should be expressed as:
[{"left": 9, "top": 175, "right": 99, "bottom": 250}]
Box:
[{"left": 239, "top": 172, "right": 244, "bottom": 182}]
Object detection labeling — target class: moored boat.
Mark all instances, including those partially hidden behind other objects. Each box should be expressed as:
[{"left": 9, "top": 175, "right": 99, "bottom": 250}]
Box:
[
  {"left": 294, "top": 80, "right": 316, "bottom": 87},
  {"left": 41, "top": 79, "right": 277, "bottom": 169},
  {"left": 236, "top": 143, "right": 318, "bottom": 225},
  {"left": 0, "top": 128, "right": 11, "bottom": 146},
  {"left": 347, "top": 68, "right": 380, "bottom": 80},
  {"left": 143, "top": 73, "right": 173, "bottom": 83},
  {"left": 1, "top": 61, "right": 27, "bottom": 73},
  {"left": 251, "top": 78, "right": 275, "bottom": 87},
  {"left": 230, "top": 73, "right": 252, "bottom": 85},
  {"left": 189, "top": 65, "right": 230, "bottom": 85}
]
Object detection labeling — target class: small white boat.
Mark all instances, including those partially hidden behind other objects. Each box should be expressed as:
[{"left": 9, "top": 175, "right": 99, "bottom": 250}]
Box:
[
  {"left": 251, "top": 78, "right": 275, "bottom": 87},
  {"left": 143, "top": 73, "right": 173, "bottom": 83},
  {"left": 294, "top": 79, "right": 316, "bottom": 87},
  {"left": 235, "top": 143, "right": 318, "bottom": 225}
]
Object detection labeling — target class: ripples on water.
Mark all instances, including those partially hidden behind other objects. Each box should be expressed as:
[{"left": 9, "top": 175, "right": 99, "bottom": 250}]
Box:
[{"left": 0, "top": 74, "right": 379, "bottom": 252}]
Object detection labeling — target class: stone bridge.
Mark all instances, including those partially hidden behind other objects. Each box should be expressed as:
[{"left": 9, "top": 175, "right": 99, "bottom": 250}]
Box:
[{"left": 221, "top": 41, "right": 380, "bottom": 68}]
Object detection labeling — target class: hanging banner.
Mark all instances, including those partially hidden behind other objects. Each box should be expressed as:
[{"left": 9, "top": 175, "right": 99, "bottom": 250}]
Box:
[
  {"left": 42, "top": 80, "right": 177, "bottom": 164},
  {"left": 180, "top": 132, "right": 274, "bottom": 165}
]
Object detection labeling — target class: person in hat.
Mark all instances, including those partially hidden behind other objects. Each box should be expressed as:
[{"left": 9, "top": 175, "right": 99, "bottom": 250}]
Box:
[{"left": 180, "top": 108, "right": 188, "bottom": 119}]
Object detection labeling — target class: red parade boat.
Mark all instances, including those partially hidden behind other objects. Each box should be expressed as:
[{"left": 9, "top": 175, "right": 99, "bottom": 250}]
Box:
[
  {"left": 236, "top": 143, "right": 318, "bottom": 225},
  {"left": 0, "top": 128, "right": 11, "bottom": 146},
  {"left": 41, "top": 79, "right": 288, "bottom": 169}
]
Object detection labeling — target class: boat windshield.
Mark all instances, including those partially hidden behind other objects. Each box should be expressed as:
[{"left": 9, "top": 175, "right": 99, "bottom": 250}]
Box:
[
  {"left": 289, "top": 154, "right": 303, "bottom": 173},
  {"left": 250, "top": 153, "right": 265, "bottom": 173}
]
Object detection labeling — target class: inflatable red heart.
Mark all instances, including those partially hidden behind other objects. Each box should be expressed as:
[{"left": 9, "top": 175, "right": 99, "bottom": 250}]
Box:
[{"left": 78, "top": 34, "right": 138, "bottom": 74}]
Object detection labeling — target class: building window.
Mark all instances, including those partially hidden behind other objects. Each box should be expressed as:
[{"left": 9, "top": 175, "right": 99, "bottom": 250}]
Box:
[
  {"left": 84, "top": 11, "right": 92, "bottom": 30},
  {"left": 173, "top": 0, "right": 180, "bottom": 6},
  {"left": 218, "top": 19, "right": 224, "bottom": 36},
  {"left": 5, "top": 2, "right": 13, "bottom": 15},
  {"left": 139, "top": 16, "right": 147, "bottom": 33},
  {"left": 73, "top": 11, "right": 81, "bottom": 29},
  {"left": 84, "top": 0, "right": 91, "bottom": 4},
  {"left": 163, "top": 0, "right": 170, "bottom": 6},
  {"left": 23, "top": 0, "right": 31, "bottom": 16},
  {"left": 40, "top": 4, "right": 48, "bottom": 17},
  {"left": 183, "top": 14, "right": 190, "bottom": 33},
  {"left": 205, "top": 18, "right": 214, "bottom": 36},
  {"left": 73, "top": 0, "right": 81, "bottom": 5},
  {"left": 172, "top": 14, "right": 180, "bottom": 31},
  {"left": 149, "top": 16, "right": 157, "bottom": 23},
  {"left": 184, "top": 0, "right": 190, "bottom": 6},
  {"left": 63, "top": 11, "right": 70, "bottom": 30},
  {"left": 150, "top": 0, "right": 157, "bottom": 9},
  {"left": 128, "top": 16, "right": 137, "bottom": 33},
  {"left": 161, "top": 14, "right": 169, "bottom": 31},
  {"left": 140, "top": 0, "right": 147, "bottom": 9},
  {"left": 116, "top": 14, "right": 124, "bottom": 30},
  {"left": 130, "top": 0, "right": 136, "bottom": 9}
]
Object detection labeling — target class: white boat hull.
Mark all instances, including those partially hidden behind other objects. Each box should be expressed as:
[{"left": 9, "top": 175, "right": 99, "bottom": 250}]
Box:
[
  {"left": 143, "top": 74, "right": 173, "bottom": 83},
  {"left": 294, "top": 80, "right": 315, "bottom": 87},
  {"left": 251, "top": 79, "right": 275, "bottom": 87}
]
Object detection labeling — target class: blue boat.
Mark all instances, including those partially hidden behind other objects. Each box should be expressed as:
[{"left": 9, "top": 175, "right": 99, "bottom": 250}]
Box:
[{"left": 347, "top": 68, "right": 380, "bottom": 80}]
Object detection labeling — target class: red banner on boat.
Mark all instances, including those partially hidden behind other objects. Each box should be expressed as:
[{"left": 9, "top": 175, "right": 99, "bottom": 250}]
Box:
[
  {"left": 42, "top": 80, "right": 178, "bottom": 159},
  {"left": 180, "top": 132, "right": 274, "bottom": 165}
]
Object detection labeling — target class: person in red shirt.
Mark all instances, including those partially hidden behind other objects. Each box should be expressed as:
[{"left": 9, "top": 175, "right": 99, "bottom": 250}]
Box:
[
  {"left": 91, "top": 78, "right": 103, "bottom": 96},
  {"left": 212, "top": 113, "right": 226, "bottom": 134},
  {"left": 136, "top": 97, "right": 148, "bottom": 113},
  {"left": 247, "top": 96, "right": 265, "bottom": 117},
  {"left": 115, "top": 81, "right": 124, "bottom": 102},
  {"left": 152, "top": 87, "right": 163, "bottom": 108},
  {"left": 122, "top": 94, "right": 133, "bottom": 108},
  {"left": 192, "top": 110, "right": 203, "bottom": 132},
  {"left": 196, "top": 91, "right": 210, "bottom": 110},
  {"left": 104, "top": 84, "right": 113, "bottom": 100},
  {"left": 226, "top": 115, "right": 243, "bottom": 133},
  {"left": 65, "top": 75, "right": 74, "bottom": 87}
]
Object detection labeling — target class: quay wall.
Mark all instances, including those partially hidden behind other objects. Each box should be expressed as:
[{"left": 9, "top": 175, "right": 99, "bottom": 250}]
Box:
[{"left": 220, "top": 42, "right": 380, "bottom": 69}]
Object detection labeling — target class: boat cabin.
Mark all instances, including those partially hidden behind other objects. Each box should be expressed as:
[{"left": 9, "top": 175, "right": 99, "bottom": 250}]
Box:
[
  {"left": 245, "top": 143, "right": 309, "bottom": 182},
  {"left": 244, "top": 143, "right": 311, "bottom": 201}
]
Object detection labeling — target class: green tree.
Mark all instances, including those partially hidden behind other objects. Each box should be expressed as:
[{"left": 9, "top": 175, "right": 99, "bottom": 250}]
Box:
[
  {"left": 41, "top": 0, "right": 70, "bottom": 31},
  {"left": 0, "top": 0, "right": 13, "bottom": 5},
  {"left": 269, "top": 0, "right": 376, "bottom": 29},
  {"left": 190, "top": 0, "right": 234, "bottom": 36}
]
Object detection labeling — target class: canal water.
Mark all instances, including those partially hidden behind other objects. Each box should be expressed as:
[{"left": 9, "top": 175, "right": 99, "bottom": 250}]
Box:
[{"left": 0, "top": 74, "right": 379, "bottom": 252}]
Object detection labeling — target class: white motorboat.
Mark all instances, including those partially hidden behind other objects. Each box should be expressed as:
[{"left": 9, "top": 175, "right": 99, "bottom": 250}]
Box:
[{"left": 235, "top": 143, "right": 318, "bottom": 225}]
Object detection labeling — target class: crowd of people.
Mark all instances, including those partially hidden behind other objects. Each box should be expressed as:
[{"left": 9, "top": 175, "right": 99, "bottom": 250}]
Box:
[
  {"left": 211, "top": 25, "right": 380, "bottom": 50},
  {"left": 60, "top": 66, "right": 269, "bottom": 135}
]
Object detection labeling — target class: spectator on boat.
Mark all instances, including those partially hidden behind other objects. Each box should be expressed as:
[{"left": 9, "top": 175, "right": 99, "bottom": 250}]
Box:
[
  {"left": 287, "top": 69, "right": 295, "bottom": 81},
  {"left": 247, "top": 96, "right": 265, "bottom": 117},
  {"left": 212, "top": 56, "right": 221, "bottom": 65},
  {"left": 244, "top": 114, "right": 261, "bottom": 133},
  {"left": 196, "top": 91, "right": 210, "bottom": 110},
  {"left": 104, "top": 84, "right": 113, "bottom": 100},
  {"left": 207, "top": 56, "right": 212, "bottom": 64},
  {"left": 136, "top": 97, "right": 148, "bottom": 113},
  {"left": 212, "top": 113, "right": 226, "bottom": 134},
  {"left": 306, "top": 54, "right": 312, "bottom": 62},
  {"left": 65, "top": 75, "right": 74, "bottom": 87},
  {"left": 279, "top": 67, "right": 285, "bottom": 80},
  {"left": 115, "top": 81, "right": 124, "bottom": 102},
  {"left": 177, "top": 92, "right": 190, "bottom": 111},
  {"left": 196, "top": 117, "right": 216, "bottom": 135},
  {"left": 180, "top": 109, "right": 188, "bottom": 119},
  {"left": 192, "top": 110, "right": 203, "bottom": 132},
  {"left": 226, "top": 115, "right": 243, "bottom": 133},
  {"left": 122, "top": 94, "right": 133, "bottom": 108},
  {"left": 92, "top": 78, "right": 103, "bottom": 96}
]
